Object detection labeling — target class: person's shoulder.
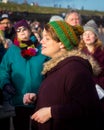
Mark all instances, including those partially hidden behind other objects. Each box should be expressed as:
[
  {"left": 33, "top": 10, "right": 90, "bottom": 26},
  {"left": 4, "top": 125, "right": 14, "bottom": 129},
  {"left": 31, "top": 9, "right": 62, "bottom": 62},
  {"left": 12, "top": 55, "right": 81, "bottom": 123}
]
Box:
[
  {"left": 101, "top": 46, "right": 104, "bottom": 51},
  {"left": 6, "top": 44, "right": 19, "bottom": 55},
  {"left": 96, "top": 46, "right": 104, "bottom": 54},
  {"left": 7, "top": 44, "right": 17, "bottom": 49}
]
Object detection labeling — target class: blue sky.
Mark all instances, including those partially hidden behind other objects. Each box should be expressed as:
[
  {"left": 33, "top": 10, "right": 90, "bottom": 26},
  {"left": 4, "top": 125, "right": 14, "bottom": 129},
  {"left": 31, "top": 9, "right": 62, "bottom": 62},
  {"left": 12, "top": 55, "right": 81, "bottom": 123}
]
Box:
[{"left": 17, "top": 0, "right": 104, "bottom": 11}]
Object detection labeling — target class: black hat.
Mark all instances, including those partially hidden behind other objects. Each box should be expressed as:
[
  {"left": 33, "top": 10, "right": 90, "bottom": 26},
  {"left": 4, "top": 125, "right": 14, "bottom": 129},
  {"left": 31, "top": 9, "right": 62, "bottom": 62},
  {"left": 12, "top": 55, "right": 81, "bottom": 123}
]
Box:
[{"left": 0, "top": 14, "right": 10, "bottom": 21}]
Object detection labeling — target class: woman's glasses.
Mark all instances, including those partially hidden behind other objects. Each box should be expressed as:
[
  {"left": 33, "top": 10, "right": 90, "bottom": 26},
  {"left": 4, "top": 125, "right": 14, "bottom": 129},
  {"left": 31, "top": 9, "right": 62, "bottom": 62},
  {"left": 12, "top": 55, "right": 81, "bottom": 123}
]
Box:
[{"left": 16, "top": 27, "right": 27, "bottom": 33}]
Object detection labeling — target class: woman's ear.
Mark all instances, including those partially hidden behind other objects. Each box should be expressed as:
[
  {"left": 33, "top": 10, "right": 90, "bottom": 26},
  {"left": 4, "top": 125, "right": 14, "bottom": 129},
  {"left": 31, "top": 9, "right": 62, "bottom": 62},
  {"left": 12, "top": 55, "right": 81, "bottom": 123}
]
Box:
[{"left": 59, "top": 42, "right": 65, "bottom": 49}]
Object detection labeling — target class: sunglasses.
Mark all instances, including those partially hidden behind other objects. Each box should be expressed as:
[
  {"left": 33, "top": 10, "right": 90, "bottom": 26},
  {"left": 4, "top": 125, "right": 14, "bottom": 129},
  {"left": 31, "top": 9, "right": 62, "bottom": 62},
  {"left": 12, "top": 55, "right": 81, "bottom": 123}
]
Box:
[{"left": 16, "top": 27, "right": 27, "bottom": 33}]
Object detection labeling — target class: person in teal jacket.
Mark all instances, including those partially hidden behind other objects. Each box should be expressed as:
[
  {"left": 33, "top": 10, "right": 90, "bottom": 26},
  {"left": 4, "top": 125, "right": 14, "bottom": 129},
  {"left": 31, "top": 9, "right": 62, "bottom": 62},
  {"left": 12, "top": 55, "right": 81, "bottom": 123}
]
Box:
[{"left": 0, "top": 19, "right": 48, "bottom": 130}]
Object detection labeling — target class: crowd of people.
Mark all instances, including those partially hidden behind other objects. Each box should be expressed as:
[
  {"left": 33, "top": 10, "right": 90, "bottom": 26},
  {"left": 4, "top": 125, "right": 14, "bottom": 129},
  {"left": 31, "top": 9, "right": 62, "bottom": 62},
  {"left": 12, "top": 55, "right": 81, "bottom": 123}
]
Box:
[{"left": 0, "top": 9, "right": 104, "bottom": 130}]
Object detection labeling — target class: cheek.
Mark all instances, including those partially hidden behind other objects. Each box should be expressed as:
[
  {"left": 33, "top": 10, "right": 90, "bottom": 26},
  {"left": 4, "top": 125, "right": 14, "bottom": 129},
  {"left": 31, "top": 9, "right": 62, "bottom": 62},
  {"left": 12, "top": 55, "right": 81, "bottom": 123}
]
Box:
[
  {"left": 17, "top": 33, "right": 30, "bottom": 41},
  {"left": 41, "top": 44, "right": 59, "bottom": 57},
  {"left": 17, "top": 33, "right": 21, "bottom": 38},
  {"left": 18, "top": 34, "right": 24, "bottom": 39},
  {"left": 24, "top": 32, "right": 30, "bottom": 37},
  {"left": 90, "top": 36, "right": 96, "bottom": 42}
]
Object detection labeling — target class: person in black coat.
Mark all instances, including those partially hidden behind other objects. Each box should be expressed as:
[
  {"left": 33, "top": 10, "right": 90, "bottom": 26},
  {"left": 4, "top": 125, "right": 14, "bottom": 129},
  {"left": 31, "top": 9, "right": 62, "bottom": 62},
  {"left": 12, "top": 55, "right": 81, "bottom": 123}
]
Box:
[{"left": 0, "top": 24, "right": 14, "bottom": 130}]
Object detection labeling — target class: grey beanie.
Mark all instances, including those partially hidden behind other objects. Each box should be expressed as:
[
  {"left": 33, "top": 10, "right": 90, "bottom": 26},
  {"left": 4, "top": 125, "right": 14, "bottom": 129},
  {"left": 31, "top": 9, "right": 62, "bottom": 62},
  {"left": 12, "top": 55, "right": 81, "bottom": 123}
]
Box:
[
  {"left": 84, "top": 19, "right": 99, "bottom": 37},
  {"left": 49, "top": 15, "right": 64, "bottom": 22}
]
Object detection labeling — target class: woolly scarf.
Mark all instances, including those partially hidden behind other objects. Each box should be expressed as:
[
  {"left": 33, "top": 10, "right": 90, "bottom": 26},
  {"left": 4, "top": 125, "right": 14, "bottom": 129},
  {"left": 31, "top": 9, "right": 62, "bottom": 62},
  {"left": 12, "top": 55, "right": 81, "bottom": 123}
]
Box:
[{"left": 14, "top": 37, "right": 38, "bottom": 60}]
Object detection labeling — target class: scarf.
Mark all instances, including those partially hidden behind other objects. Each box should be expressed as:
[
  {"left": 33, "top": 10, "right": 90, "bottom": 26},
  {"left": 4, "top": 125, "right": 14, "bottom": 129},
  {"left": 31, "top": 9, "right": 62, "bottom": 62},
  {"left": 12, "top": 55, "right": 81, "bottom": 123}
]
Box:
[{"left": 14, "top": 37, "right": 38, "bottom": 60}]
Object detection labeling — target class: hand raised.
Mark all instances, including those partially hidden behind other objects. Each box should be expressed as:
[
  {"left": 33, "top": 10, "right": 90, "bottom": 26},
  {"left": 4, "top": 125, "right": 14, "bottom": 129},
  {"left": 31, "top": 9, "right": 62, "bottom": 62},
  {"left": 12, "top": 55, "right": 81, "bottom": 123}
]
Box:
[{"left": 23, "top": 93, "right": 36, "bottom": 105}]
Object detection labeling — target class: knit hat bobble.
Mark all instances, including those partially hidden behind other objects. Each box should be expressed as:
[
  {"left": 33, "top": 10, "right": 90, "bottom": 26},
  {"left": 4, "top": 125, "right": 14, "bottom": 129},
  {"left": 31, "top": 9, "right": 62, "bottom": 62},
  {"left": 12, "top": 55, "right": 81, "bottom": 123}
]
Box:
[
  {"left": 49, "top": 21, "right": 83, "bottom": 50},
  {"left": 14, "top": 19, "right": 30, "bottom": 30},
  {"left": 84, "top": 19, "right": 99, "bottom": 37}
]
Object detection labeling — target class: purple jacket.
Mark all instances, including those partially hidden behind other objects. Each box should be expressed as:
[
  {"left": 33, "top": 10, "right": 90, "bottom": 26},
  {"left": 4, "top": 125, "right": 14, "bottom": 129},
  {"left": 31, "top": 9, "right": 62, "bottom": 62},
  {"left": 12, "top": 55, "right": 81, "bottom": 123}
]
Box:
[{"left": 35, "top": 51, "right": 103, "bottom": 130}]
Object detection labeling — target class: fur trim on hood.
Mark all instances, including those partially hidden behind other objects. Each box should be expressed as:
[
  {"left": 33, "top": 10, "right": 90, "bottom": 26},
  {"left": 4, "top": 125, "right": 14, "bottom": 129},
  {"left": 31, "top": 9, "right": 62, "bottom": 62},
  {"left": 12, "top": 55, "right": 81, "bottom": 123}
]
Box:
[{"left": 42, "top": 49, "right": 101, "bottom": 75}]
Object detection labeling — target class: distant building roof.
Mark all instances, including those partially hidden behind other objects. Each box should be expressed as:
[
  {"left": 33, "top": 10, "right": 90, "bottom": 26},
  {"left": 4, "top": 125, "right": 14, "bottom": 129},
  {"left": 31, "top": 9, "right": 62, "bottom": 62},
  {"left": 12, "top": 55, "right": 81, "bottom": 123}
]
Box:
[{"left": 1, "top": 0, "right": 8, "bottom": 3}]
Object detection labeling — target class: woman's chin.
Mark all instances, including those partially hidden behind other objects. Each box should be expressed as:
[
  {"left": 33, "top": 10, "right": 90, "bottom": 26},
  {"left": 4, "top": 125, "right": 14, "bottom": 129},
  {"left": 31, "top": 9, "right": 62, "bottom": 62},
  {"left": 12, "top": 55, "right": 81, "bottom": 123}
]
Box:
[
  {"left": 20, "top": 37, "right": 29, "bottom": 41},
  {"left": 41, "top": 50, "right": 45, "bottom": 55},
  {"left": 41, "top": 50, "right": 48, "bottom": 56}
]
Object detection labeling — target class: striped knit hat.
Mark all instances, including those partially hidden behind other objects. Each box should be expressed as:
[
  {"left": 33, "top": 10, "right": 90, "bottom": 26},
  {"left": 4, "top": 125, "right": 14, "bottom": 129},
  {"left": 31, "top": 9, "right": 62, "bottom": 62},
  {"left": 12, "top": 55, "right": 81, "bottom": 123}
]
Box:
[{"left": 48, "top": 21, "right": 83, "bottom": 50}]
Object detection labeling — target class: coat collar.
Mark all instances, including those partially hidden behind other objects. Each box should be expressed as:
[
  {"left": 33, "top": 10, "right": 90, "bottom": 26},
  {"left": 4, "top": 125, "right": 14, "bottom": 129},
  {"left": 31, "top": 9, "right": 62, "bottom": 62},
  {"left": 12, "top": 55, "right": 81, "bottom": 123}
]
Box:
[{"left": 42, "top": 49, "right": 101, "bottom": 76}]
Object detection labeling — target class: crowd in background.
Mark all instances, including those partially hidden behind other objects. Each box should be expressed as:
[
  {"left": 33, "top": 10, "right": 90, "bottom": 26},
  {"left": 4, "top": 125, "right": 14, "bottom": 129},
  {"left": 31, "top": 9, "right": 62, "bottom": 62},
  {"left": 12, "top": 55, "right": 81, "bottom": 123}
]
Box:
[
  {"left": 0, "top": 9, "right": 104, "bottom": 130},
  {"left": 0, "top": 9, "right": 104, "bottom": 42}
]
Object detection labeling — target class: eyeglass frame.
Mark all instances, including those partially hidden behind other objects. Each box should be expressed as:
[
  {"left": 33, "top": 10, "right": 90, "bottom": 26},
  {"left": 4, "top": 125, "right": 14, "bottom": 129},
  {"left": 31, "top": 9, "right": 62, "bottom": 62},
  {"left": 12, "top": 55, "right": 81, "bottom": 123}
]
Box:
[{"left": 16, "top": 27, "right": 28, "bottom": 33}]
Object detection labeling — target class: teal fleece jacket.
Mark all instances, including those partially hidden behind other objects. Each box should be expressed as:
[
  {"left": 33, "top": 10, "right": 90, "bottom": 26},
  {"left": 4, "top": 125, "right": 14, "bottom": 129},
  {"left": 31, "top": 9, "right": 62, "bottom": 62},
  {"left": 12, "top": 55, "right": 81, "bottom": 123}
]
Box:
[{"left": 0, "top": 44, "right": 47, "bottom": 107}]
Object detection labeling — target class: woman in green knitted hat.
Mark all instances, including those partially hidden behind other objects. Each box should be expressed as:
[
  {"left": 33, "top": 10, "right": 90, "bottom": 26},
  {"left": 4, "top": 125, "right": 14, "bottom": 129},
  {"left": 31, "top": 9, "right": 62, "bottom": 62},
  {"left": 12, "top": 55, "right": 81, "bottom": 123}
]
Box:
[{"left": 24, "top": 21, "right": 103, "bottom": 130}]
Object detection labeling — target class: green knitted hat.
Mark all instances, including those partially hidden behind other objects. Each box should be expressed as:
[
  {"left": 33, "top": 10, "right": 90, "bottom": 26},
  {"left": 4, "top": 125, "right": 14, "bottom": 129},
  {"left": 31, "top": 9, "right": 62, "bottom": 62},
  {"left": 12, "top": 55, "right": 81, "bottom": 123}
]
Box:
[{"left": 48, "top": 21, "right": 83, "bottom": 50}]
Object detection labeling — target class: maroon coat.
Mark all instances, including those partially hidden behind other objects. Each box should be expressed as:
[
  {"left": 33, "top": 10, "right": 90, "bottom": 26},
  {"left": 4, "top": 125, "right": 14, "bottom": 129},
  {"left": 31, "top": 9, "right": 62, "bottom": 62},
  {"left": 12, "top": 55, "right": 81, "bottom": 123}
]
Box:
[
  {"left": 35, "top": 54, "right": 103, "bottom": 130},
  {"left": 82, "top": 47, "right": 104, "bottom": 89},
  {"left": 82, "top": 47, "right": 104, "bottom": 110}
]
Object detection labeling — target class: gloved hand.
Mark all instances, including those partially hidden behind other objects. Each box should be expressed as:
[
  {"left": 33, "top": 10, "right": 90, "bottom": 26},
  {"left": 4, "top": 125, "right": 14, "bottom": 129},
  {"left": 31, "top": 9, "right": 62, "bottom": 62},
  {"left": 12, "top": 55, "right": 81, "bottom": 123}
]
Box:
[{"left": 3, "top": 84, "right": 16, "bottom": 95}]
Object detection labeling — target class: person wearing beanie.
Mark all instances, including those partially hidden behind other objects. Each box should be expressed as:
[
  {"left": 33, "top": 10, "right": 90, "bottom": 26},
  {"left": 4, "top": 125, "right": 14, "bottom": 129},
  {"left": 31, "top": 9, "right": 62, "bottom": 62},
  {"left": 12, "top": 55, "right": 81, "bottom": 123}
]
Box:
[
  {"left": 83, "top": 19, "right": 99, "bottom": 37},
  {"left": 78, "top": 19, "right": 104, "bottom": 116},
  {"left": 0, "top": 19, "right": 48, "bottom": 130},
  {"left": 23, "top": 21, "right": 103, "bottom": 130},
  {"left": 0, "top": 13, "right": 15, "bottom": 41},
  {"left": 49, "top": 15, "right": 64, "bottom": 22},
  {"left": 14, "top": 19, "right": 30, "bottom": 30}
]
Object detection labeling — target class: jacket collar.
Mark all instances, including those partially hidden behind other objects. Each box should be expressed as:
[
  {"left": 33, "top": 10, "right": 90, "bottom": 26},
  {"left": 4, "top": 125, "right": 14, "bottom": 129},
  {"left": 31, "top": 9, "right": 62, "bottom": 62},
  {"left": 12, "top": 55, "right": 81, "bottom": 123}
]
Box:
[{"left": 42, "top": 49, "right": 101, "bottom": 76}]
